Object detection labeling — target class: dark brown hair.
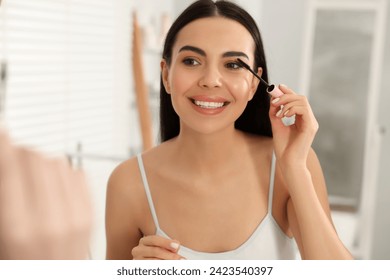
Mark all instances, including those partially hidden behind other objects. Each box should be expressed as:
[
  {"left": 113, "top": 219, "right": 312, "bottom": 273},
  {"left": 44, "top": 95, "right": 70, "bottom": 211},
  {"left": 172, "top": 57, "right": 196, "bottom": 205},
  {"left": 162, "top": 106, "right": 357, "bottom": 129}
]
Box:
[{"left": 160, "top": 0, "right": 272, "bottom": 142}]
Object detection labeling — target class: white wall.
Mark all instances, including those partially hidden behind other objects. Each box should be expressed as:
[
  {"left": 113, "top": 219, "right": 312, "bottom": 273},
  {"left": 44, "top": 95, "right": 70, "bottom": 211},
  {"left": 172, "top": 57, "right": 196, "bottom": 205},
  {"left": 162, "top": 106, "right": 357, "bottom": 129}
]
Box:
[
  {"left": 372, "top": 0, "right": 390, "bottom": 260},
  {"left": 259, "top": 0, "right": 307, "bottom": 90}
]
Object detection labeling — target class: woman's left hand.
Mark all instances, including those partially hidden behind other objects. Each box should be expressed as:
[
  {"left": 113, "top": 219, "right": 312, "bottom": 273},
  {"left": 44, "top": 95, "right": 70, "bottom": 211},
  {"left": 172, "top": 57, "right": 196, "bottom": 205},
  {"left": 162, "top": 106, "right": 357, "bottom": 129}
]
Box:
[{"left": 269, "top": 84, "right": 319, "bottom": 168}]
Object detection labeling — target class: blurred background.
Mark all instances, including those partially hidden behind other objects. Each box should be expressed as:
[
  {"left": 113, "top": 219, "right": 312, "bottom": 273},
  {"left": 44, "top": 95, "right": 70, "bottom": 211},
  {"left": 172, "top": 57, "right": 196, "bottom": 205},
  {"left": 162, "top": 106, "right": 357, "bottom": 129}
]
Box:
[{"left": 0, "top": 0, "right": 389, "bottom": 259}]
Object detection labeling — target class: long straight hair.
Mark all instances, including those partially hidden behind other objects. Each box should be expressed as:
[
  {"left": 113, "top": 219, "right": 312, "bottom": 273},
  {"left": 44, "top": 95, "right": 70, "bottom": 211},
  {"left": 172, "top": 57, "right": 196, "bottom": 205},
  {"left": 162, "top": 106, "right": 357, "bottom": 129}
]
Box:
[{"left": 160, "top": 0, "right": 272, "bottom": 142}]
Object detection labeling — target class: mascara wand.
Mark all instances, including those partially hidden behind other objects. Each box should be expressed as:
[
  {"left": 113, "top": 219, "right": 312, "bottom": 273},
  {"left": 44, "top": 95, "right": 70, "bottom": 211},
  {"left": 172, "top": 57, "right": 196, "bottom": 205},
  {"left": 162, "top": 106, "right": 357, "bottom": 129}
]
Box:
[{"left": 236, "top": 58, "right": 283, "bottom": 98}]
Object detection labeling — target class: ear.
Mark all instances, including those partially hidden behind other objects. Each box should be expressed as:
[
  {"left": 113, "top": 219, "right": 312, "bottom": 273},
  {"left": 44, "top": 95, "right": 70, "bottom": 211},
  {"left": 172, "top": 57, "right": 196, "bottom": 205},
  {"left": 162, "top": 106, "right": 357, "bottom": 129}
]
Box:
[
  {"left": 160, "top": 59, "right": 171, "bottom": 94},
  {"left": 248, "top": 67, "right": 263, "bottom": 101}
]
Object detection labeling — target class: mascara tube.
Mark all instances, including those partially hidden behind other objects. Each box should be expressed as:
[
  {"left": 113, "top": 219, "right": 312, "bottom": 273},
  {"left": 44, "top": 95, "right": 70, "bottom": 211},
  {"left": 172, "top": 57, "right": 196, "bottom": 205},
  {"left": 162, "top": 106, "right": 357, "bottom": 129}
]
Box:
[{"left": 266, "top": 84, "right": 283, "bottom": 98}]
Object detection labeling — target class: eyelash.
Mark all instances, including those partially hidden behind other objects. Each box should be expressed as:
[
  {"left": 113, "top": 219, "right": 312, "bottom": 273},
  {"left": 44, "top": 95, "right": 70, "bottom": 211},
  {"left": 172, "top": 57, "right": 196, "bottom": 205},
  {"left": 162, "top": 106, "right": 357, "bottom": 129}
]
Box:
[
  {"left": 225, "top": 62, "right": 243, "bottom": 70},
  {"left": 182, "top": 58, "right": 200, "bottom": 66},
  {"left": 181, "top": 58, "right": 243, "bottom": 70}
]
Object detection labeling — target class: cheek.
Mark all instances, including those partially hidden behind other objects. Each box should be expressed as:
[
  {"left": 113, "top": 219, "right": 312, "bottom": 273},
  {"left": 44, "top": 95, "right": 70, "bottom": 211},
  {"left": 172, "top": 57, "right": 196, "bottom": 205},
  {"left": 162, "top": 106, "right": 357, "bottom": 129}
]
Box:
[
  {"left": 169, "top": 68, "right": 195, "bottom": 95},
  {"left": 226, "top": 76, "right": 252, "bottom": 101}
]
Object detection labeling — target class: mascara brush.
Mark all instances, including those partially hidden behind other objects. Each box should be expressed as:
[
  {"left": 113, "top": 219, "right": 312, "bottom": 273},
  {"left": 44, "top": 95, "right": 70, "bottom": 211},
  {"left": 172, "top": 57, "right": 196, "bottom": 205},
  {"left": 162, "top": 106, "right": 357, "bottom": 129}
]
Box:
[{"left": 236, "top": 58, "right": 283, "bottom": 98}]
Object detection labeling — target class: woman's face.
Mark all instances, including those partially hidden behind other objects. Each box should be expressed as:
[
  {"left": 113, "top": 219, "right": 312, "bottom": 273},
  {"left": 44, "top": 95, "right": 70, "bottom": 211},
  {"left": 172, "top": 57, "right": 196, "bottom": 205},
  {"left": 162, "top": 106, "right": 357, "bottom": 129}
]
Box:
[{"left": 161, "top": 16, "right": 261, "bottom": 136}]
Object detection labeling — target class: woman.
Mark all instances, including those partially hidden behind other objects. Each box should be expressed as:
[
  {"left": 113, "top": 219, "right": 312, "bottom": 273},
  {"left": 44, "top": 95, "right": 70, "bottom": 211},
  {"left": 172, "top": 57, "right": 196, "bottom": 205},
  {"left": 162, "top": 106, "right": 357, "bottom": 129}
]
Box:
[{"left": 105, "top": 0, "right": 353, "bottom": 260}]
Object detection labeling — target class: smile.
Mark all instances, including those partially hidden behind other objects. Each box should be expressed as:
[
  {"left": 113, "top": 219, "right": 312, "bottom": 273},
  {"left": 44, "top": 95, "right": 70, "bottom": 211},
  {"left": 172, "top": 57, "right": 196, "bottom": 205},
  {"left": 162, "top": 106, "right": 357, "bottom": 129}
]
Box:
[{"left": 190, "top": 99, "right": 229, "bottom": 109}]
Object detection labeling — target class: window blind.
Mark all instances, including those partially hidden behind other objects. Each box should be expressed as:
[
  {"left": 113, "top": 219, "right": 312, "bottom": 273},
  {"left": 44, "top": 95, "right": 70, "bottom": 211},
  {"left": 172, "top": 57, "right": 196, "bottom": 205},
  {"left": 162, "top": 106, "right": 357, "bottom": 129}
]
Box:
[{"left": 0, "top": 0, "right": 129, "bottom": 156}]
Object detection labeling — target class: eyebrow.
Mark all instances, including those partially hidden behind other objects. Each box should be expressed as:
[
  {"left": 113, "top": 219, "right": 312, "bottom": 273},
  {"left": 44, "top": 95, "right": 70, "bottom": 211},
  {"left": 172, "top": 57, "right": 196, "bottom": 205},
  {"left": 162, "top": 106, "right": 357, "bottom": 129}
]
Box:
[
  {"left": 178, "top": 45, "right": 249, "bottom": 59},
  {"left": 179, "top": 45, "right": 206, "bottom": 56},
  {"left": 222, "top": 51, "right": 249, "bottom": 59}
]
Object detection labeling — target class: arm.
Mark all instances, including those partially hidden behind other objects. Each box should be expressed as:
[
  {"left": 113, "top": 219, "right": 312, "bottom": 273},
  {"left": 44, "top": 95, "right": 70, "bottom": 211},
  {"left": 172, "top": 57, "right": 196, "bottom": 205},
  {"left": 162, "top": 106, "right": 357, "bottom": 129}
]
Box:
[
  {"left": 270, "top": 85, "right": 353, "bottom": 260},
  {"left": 105, "top": 159, "right": 184, "bottom": 260},
  {"left": 105, "top": 161, "right": 141, "bottom": 259},
  {"left": 284, "top": 149, "right": 352, "bottom": 259}
]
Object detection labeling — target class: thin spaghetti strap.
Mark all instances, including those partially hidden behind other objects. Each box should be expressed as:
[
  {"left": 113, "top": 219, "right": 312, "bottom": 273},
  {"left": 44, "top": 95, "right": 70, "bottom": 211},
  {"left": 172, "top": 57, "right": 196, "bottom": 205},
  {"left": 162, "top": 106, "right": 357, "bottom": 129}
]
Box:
[
  {"left": 268, "top": 152, "right": 276, "bottom": 214},
  {"left": 136, "top": 154, "right": 160, "bottom": 229}
]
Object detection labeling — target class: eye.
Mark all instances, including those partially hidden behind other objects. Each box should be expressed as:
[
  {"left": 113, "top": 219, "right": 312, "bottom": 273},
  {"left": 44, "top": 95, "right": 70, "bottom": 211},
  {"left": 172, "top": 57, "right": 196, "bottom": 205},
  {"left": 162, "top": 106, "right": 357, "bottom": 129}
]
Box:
[
  {"left": 225, "top": 61, "right": 243, "bottom": 70},
  {"left": 182, "top": 58, "right": 200, "bottom": 66}
]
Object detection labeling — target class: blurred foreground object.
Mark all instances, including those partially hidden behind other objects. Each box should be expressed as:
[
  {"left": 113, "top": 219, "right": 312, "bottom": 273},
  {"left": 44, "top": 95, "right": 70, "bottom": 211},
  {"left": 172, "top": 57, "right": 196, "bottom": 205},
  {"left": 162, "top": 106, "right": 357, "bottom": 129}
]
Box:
[
  {"left": 0, "top": 129, "right": 93, "bottom": 259},
  {"left": 132, "top": 12, "right": 154, "bottom": 151}
]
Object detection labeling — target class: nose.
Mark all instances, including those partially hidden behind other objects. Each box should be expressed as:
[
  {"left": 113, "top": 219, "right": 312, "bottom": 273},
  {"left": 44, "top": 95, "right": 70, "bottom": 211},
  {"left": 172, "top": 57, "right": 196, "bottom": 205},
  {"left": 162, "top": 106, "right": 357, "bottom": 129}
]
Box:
[{"left": 198, "top": 64, "right": 222, "bottom": 88}]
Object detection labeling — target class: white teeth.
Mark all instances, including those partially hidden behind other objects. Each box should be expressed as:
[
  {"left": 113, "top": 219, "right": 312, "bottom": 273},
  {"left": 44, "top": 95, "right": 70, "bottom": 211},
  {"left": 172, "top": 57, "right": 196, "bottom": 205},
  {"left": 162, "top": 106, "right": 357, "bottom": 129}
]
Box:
[{"left": 194, "top": 100, "right": 225, "bottom": 109}]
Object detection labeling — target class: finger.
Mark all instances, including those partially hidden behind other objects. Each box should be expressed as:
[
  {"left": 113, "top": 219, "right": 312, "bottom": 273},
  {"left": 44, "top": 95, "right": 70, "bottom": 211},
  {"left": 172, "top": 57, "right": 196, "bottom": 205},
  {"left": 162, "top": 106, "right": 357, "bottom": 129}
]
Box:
[
  {"left": 282, "top": 105, "right": 318, "bottom": 126},
  {"left": 271, "top": 94, "right": 310, "bottom": 118},
  {"left": 279, "top": 97, "right": 314, "bottom": 118},
  {"left": 270, "top": 93, "right": 303, "bottom": 109},
  {"left": 278, "top": 84, "right": 295, "bottom": 95},
  {"left": 133, "top": 244, "right": 184, "bottom": 260},
  {"left": 275, "top": 100, "right": 304, "bottom": 118},
  {"left": 140, "top": 235, "right": 181, "bottom": 253},
  {"left": 280, "top": 105, "right": 305, "bottom": 119},
  {"left": 279, "top": 103, "right": 318, "bottom": 130},
  {"left": 269, "top": 84, "right": 295, "bottom": 118}
]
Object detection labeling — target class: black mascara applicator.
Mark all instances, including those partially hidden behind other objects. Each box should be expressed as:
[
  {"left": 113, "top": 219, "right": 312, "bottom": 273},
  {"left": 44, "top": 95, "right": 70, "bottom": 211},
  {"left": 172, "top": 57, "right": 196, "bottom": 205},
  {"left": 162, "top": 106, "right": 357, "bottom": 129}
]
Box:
[{"left": 236, "top": 58, "right": 283, "bottom": 98}]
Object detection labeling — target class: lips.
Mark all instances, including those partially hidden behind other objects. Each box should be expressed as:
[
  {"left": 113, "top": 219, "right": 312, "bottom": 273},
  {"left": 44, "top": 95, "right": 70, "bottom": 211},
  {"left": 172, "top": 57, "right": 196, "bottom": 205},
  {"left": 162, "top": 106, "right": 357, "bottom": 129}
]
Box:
[{"left": 189, "top": 96, "right": 230, "bottom": 109}]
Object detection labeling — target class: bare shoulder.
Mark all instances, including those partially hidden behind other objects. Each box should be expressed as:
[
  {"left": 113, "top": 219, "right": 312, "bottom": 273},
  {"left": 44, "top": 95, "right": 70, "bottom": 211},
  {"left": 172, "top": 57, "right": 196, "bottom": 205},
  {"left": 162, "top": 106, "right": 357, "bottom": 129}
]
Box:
[
  {"left": 105, "top": 154, "right": 153, "bottom": 259},
  {"left": 106, "top": 151, "right": 159, "bottom": 220},
  {"left": 106, "top": 156, "right": 144, "bottom": 216},
  {"left": 107, "top": 140, "right": 174, "bottom": 198},
  {"left": 107, "top": 156, "right": 141, "bottom": 196}
]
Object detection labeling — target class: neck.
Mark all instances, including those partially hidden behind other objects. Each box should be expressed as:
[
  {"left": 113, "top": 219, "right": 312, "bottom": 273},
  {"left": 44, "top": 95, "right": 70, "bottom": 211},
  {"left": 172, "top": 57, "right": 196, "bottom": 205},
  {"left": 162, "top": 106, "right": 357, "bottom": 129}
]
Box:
[{"left": 172, "top": 126, "right": 248, "bottom": 173}]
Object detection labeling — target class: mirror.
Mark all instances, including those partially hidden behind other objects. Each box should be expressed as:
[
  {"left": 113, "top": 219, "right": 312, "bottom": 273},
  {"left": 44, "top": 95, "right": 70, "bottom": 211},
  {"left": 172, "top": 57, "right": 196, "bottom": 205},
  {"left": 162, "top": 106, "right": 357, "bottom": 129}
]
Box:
[{"left": 309, "top": 9, "right": 376, "bottom": 209}]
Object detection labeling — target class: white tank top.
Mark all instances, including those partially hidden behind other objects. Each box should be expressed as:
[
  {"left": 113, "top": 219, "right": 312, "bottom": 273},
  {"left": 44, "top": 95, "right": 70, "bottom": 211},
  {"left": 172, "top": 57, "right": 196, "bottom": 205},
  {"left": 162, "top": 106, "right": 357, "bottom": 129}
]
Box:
[{"left": 137, "top": 154, "right": 298, "bottom": 260}]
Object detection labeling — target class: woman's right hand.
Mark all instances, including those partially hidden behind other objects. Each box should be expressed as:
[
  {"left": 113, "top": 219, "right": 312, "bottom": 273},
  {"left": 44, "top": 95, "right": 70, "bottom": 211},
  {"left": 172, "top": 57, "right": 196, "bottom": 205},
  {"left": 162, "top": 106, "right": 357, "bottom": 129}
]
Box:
[{"left": 131, "top": 235, "right": 185, "bottom": 260}]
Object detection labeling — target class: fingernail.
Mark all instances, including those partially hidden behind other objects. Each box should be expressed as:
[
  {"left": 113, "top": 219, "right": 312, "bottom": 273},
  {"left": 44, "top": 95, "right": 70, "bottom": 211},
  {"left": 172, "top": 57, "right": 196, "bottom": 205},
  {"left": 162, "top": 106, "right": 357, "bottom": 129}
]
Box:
[
  {"left": 271, "top": 97, "right": 280, "bottom": 104},
  {"left": 268, "top": 86, "right": 283, "bottom": 98},
  {"left": 276, "top": 108, "right": 283, "bottom": 117},
  {"left": 283, "top": 109, "right": 289, "bottom": 116},
  {"left": 170, "top": 242, "right": 180, "bottom": 250},
  {"left": 279, "top": 84, "right": 287, "bottom": 88}
]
